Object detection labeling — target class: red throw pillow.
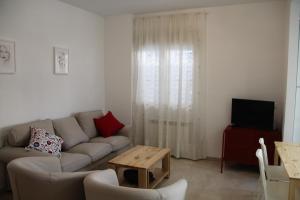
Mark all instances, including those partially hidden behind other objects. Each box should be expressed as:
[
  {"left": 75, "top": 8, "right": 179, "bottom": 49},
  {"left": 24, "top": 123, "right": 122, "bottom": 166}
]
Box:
[{"left": 94, "top": 111, "right": 124, "bottom": 138}]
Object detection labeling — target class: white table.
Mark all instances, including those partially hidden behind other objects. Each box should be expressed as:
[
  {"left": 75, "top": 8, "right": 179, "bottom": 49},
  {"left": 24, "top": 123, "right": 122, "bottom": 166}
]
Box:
[{"left": 274, "top": 142, "right": 300, "bottom": 200}]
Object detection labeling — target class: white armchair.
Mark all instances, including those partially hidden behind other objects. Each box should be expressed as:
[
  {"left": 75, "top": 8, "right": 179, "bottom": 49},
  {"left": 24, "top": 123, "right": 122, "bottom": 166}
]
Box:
[
  {"left": 7, "top": 157, "right": 96, "bottom": 200},
  {"left": 84, "top": 169, "right": 188, "bottom": 200}
]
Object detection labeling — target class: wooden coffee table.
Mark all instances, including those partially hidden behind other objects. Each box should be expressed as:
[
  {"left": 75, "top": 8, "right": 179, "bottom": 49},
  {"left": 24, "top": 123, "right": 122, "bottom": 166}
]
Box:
[{"left": 108, "top": 145, "right": 171, "bottom": 189}]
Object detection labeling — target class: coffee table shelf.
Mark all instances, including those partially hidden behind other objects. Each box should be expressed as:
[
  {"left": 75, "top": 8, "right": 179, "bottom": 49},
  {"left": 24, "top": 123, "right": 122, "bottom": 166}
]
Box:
[{"left": 149, "top": 168, "right": 170, "bottom": 189}]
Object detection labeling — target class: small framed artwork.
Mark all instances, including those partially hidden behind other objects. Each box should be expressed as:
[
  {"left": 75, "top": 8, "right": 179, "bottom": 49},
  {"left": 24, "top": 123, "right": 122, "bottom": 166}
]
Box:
[
  {"left": 54, "top": 47, "right": 69, "bottom": 75},
  {"left": 0, "top": 39, "right": 16, "bottom": 74}
]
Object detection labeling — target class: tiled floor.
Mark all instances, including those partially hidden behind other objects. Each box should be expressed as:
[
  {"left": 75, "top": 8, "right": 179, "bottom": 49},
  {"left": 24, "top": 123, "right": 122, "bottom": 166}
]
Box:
[{"left": 0, "top": 158, "right": 260, "bottom": 200}]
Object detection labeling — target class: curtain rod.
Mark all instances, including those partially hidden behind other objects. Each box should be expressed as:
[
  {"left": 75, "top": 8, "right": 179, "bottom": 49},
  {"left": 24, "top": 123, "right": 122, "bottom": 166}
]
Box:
[{"left": 135, "top": 8, "right": 208, "bottom": 18}]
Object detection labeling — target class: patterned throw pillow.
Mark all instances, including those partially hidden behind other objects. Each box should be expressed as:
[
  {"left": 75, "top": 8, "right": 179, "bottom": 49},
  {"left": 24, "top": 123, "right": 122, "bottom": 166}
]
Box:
[{"left": 25, "top": 127, "right": 64, "bottom": 157}]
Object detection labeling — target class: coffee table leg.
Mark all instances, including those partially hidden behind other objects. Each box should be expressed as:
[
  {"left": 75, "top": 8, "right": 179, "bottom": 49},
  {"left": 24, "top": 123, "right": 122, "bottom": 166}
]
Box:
[
  {"left": 289, "top": 179, "right": 295, "bottom": 200},
  {"left": 162, "top": 152, "right": 170, "bottom": 178},
  {"left": 138, "top": 168, "right": 148, "bottom": 188}
]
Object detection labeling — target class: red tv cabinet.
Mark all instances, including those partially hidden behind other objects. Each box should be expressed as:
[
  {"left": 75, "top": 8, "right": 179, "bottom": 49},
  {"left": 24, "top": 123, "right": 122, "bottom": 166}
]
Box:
[{"left": 220, "top": 125, "right": 281, "bottom": 173}]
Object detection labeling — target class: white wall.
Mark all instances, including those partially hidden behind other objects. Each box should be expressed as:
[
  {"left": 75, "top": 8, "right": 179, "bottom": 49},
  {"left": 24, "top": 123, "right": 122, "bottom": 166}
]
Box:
[
  {"left": 283, "top": 0, "right": 300, "bottom": 142},
  {"left": 104, "top": 15, "right": 133, "bottom": 125},
  {"left": 0, "top": 0, "right": 105, "bottom": 142},
  {"left": 104, "top": 1, "right": 287, "bottom": 158},
  {"left": 206, "top": 1, "right": 287, "bottom": 157}
]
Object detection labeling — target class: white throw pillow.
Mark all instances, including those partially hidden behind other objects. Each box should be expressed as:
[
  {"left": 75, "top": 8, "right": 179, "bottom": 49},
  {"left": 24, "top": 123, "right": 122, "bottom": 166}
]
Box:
[{"left": 25, "top": 127, "right": 64, "bottom": 157}]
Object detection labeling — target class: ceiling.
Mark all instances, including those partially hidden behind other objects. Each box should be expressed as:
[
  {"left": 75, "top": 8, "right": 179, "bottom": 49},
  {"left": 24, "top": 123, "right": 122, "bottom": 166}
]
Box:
[{"left": 60, "top": 0, "right": 281, "bottom": 16}]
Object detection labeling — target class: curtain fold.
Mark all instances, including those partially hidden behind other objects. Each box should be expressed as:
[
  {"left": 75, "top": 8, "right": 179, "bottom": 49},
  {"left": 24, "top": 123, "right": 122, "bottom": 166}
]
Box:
[{"left": 132, "top": 13, "right": 207, "bottom": 160}]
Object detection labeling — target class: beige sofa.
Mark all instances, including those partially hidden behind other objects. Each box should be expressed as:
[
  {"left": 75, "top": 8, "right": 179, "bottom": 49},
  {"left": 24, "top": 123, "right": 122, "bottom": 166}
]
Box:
[{"left": 0, "top": 110, "right": 131, "bottom": 190}]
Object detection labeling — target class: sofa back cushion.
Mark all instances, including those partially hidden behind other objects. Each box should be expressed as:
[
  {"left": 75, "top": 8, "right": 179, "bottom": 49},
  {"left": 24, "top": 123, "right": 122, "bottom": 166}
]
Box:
[
  {"left": 75, "top": 110, "right": 104, "bottom": 138},
  {"left": 8, "top": 119, "right": 55, "bottom": 147},
  {"left": 53, "top": 117, "right": 89, "bottom": 150}
]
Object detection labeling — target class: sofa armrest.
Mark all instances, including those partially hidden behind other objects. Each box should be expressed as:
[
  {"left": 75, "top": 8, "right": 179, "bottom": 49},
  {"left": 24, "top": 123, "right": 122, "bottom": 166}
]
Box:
[
  {"left": 51, "top": 170, "right": 99, "bottom": 182},
  {"left": 117, "top": 126, "right": 131, "bottom": 138},
  {"left": 39, "top": 171, "right": 99, "bottom": 200}
]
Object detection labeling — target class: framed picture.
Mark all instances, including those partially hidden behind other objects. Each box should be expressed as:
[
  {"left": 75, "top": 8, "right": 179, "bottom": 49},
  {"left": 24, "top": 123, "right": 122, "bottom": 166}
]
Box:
[
  {"left": 54, "top": 47, "right": 69, "bottom": 74},
  {"left": 0, "top": 39, "right": 16, "bottom": 74}
]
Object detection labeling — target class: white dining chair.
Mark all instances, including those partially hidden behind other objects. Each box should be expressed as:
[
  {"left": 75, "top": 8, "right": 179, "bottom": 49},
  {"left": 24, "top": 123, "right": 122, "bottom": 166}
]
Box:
[
  {"left": 258, "top": 138, "right": 289, "bottom": 182},
  {"left": 256, "top": 149, "right": 289, "bottom": 200}
]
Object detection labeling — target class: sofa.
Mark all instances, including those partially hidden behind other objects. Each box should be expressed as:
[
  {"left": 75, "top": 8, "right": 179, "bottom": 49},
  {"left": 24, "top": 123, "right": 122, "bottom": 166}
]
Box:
[{"left": 0, "top": 110, "right": 131, "bottom": 190}]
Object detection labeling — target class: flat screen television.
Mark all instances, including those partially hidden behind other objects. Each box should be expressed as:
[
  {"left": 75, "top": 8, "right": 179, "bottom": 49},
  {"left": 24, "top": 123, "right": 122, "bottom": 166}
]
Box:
[{"left": 231, "top": 98, "right": 275, "bottom": 130}]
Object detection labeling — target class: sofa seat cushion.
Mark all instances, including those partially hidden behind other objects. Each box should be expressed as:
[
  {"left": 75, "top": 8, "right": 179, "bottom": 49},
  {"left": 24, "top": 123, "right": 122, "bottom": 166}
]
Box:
[
  {"left": 8, "top": 119, "right": 55, "bottom": 147},
  {"left": 75, "top": 110, "right": 104, "bottom": 138},
  {"left": 67, "top": 143, "right": 112, "bottom": 162},
  {"left": 0, "top": 147, "right": 51, "bottom": 163},
  {"left": 53, "top": 117, "right": 89, "bottom": 150},
  {"left": 89, "top": 136, "right": 130, "bottom": 152},
  {"left": 60, "top": 152, "right": 91, "bottom": 172}
]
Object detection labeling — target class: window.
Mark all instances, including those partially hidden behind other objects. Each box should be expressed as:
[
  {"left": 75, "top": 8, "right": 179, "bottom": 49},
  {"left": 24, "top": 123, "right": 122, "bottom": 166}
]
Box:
[{"left": 139, "top": 47, "right": 194, "bottom": 109}]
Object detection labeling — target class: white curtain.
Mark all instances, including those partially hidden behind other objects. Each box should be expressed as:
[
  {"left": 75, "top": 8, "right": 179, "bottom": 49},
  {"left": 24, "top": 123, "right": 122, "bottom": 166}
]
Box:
[{"left": 132, "top": 13, "right": 207, "bottom": 160}]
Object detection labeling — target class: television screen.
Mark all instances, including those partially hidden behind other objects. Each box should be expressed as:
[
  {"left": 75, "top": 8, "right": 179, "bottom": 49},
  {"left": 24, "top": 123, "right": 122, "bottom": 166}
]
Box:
[{"left": 231, "top": 98, "right": 275, "bottom": 130}]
